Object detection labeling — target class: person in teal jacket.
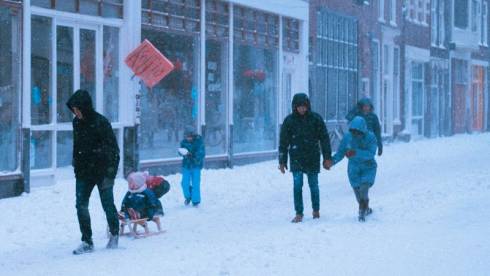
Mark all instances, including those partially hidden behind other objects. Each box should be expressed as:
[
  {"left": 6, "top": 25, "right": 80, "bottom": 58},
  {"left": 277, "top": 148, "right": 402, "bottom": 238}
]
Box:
[{"left": 332, "top": 116, "right": 378, "bottom": 222}]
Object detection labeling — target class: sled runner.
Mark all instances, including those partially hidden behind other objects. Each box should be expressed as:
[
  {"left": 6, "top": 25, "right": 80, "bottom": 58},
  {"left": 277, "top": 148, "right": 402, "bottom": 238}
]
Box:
[
  {"left": 114, "top": 210, "right": 165, "bottom": 238},
  {"left": 119, "top": 216, "right": 165, "bottom": 238}
]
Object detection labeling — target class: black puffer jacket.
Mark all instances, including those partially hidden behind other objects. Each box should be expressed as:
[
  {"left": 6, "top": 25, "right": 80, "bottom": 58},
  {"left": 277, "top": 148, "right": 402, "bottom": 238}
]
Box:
[
  {"left": 67, "top": 90, "right": 120, "bottom": 181},
  {"left": 279, "top": 93, "right": 332, "bottom": 173}
]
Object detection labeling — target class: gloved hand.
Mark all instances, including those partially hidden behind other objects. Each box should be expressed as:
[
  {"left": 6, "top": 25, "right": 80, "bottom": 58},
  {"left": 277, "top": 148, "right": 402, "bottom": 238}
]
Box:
[
  {"left": 279, "top": 163, "right": 288, "bottom": 174},
  {"left": 378, "top": 147, "right": 383, "bottom": 156},
  {"left": 323, "top": 159, "right": 332, "bottom": 170},
  {"left": 346, "top": 150, "right": 356, "bottom": 158}
]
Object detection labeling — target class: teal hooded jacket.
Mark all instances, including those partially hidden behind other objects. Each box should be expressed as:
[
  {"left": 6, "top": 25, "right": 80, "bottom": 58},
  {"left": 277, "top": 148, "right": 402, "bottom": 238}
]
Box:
[{"left": 332, "top": 116, "right": 378, "bottom": 188}]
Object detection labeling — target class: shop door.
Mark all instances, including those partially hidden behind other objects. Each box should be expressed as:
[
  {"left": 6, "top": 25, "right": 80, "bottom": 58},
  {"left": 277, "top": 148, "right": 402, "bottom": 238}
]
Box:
[
  {"left": 452, "top": 60, "right": 468, "bottom": 134},
  {"left": 30, "top": 21, "right": 104, "bottom": 172},
  {"left": 471, "top": 66, "right": 485, "bottom": 131}
]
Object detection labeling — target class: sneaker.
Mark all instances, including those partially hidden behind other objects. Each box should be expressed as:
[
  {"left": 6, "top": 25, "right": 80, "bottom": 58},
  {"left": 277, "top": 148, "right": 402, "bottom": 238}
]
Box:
[
  {"left": 291, "top": 214, "right": 304, "bottom": 223},
  {"left": 73, "top": 242, "right": 94, "bottom": 255},
  {"left": 312, "top": 211, "right": 320, "bottom": 219},
  {"left": 106, "top": 234, "right": 119, "bottom": 249},
  {"left": 184, "top": 199, "right": 191, "bottom": 206}
]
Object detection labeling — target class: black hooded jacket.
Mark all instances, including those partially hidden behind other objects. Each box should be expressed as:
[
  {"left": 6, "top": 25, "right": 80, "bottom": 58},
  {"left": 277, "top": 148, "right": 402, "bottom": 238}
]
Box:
[
  {"left": 279, "top": 93, "right": 332, "bottom": 173},
  {"left": 345, "top": 98, "right": 383, "bottom": 151},
  {"left": 66, "top": 90, "right": 120, "bottom": 181}
]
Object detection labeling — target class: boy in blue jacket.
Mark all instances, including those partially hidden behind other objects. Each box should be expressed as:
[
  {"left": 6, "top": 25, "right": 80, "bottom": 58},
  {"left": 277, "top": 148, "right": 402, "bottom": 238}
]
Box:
[
  {"left": 178, "top": 127, "right": 205, "bottom": 206},
  {"left": 332, "top": 116, "right": 378, "bottom": 222}
]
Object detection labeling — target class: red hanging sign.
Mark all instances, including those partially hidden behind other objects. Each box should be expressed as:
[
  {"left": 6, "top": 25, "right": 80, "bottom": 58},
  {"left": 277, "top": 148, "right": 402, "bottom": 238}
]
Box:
[{"left": 125, "top": 39, "right": 174, "bottom": 88}]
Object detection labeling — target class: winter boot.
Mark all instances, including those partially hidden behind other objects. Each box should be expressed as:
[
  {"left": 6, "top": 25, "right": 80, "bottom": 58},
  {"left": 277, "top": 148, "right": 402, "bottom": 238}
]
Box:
[
  {"left": 365, "top": 200, "right": 373, "bottom": 216},
  {"left": 106, "top": 234, "right": 119, "bottom": 249},
  {"left": 184, "top": 199, "right": 191, "bottom": 206},
  {"left": 358, "top": 200, "right": 369, "bottom": 222},
  {"left": 73, "top": 241, "right": 94, "bottom": 255},
  {"left": 291, "top": 214, "right": 304, "bottom": 223},
  {"left": 312, "top": 211, "right": 320, "bottom": 219}
]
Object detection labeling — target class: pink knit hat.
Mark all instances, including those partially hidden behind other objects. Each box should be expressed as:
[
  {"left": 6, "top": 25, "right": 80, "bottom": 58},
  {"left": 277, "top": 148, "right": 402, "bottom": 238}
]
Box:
[{"left": 127, "top": 172, "right": 148, "bottom": 193}]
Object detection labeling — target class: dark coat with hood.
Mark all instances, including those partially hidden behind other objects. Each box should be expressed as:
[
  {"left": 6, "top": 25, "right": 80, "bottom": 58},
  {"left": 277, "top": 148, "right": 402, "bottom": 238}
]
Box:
[
  {"left": 346, "top": 98, "right": 383, "bottom": 152},
  {"left": 67, "top": 90, "right": 120, "bottom": 181},
  {"left": 279, "top": 93, "right": 332, "bottom": 174}
]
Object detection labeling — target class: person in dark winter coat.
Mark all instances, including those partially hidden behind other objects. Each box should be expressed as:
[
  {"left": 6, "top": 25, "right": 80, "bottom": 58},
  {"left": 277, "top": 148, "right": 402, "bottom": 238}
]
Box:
[
  {"left": 66, "top": 89, "right": 120, "bottom": 255},
  {"left": 332, "top": 116, "right": 377, "bottom": 222},
  {"left": 346, "top": 98, "right": 383, "bottom": 156},
  {"left": 178, "top": 127, "right": 205, "bottom": 206},
  {"left": 279, "top": 93, "right": 332, "bottom": 223},
  {"left": 120, "top": 172, "right": 164, "bottom": 221}
]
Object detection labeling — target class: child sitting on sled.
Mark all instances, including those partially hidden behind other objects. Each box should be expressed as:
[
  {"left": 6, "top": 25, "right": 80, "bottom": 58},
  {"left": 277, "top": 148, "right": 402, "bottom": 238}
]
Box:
[
  {"left": 331, "top": 116, "right": 378, "bottom": 222},
  {"left": 120, "top": 171, "right": 170, "bottom": 221}
]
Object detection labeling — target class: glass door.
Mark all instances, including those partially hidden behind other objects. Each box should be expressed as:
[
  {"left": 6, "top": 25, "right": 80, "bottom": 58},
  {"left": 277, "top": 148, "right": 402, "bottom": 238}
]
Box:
[{"left": 31, "top": 17, "right": 106, "bottom": 171}]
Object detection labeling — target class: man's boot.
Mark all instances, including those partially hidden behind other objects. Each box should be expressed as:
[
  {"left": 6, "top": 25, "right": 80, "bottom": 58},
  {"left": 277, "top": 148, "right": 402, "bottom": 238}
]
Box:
[
  {"left": 291, "top": 214, "right": 304, "bottom": 223},
  {"left": 73, "top": 241, "right": 94, "bottom": 255},
  {"left": 106, "top": 234, "right": 119, "bottom": 249},
  {"left": 312, "top": 211, "right": 320, "bottom": 219}
]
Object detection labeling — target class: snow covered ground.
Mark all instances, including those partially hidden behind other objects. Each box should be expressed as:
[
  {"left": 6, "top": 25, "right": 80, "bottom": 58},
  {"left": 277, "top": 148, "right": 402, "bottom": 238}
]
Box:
[{"left": 1, "top": 134, "right": 490, "bottom": 276}]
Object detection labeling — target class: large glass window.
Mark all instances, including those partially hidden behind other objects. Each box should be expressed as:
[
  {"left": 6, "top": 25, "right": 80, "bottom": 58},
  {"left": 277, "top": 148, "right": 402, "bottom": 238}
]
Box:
[
  {"left": 31, "top": 0, "right": 124, "bottom": 19},
  {"left": 103, "top": 26, "right": 120, "bottom": 122},
  {"left": 411, "top": 63, "right": 424, "bottom": 117},
  {"left": 314, "top": 10, "right": 358, "bottom": 121},
  {"left": 80, "top": 29, "right": 97, "bottom": 105},
  {"left": 0, "top": 6, "right": 21, "bottom": 173},
  {"left": 30, "top": 131, "right": 52, "bottom": 170},
  {"left": 57, "top": 131, "right": 73, "bottom": 167},
  {"left": 233, "top": 6, "right": 278, "bottom": 153},
  {"left": 482, "top": 1, "right": 488, "bottom": 45},
  {"left": 31, "top": 16, "right": 52, "bottom": 125},
  {"left": 233, "top": 45, "right": 278, "bottom": 153},
  {"left": 31, "top": 14, "right": 122, "bottom": 172},
  {"left": 205, "top": 0, "right": 229, "bottom": 155},
  {"left": 455, "top": 0, "right": 469, "bottom": 29},
  {"left": 411, "top": 62, "right": 424, "bottom": 135},
  {"left": 139, "top": 30, "right": 200, "bottom": 160},
  {"left": 56, "top": 26, "right": 74, "bottom": 123}
]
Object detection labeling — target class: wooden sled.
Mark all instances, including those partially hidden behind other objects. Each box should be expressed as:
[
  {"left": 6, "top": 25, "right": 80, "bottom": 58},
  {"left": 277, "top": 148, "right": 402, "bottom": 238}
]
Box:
[{"left": 119, "top": 216, "right": 165, "bottom": 238}]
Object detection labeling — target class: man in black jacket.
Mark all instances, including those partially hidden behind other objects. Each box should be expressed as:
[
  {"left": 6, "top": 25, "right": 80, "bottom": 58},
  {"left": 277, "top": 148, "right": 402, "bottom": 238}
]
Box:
[
  {"left": 279, "top": 93, "right": 332, "bottom": 223},
  {"left": 67, "top": 89, "right": 120, "bottom": 254}
]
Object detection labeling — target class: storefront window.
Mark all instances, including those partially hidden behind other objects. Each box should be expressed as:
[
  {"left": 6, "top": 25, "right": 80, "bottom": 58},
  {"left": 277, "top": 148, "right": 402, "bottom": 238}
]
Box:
[
  {"left": 80, "top": 29, "right": 97, "bottom": 106},
  {"left": 233, "top": 6, "right": 278, "bottom": 153},
  {"left": 139, "top": 30, "right": 200, "bottom": 160},
  {"left": 103, "top": 26, "right": 120, "bottom": 122},
  {"left": 57, "top": 26, "right": 74, "bottom": 123},
  {"left": 205, "top": 0, "right": 229, "bottom": 155},
  {"left": 31, "top": 16, "right": 52, "bottom": 125},
  {"left": 233, "top": 45, "right": 278, "bottom": 153},
  {"left": 30, "top": 131, "right": 53, "bottom": 170},
  {"left": 57, "top": 131, "right": 73, "bottom": 167},
  {"left": 0, "top": 7, "right": 20, "bottom": 173}
]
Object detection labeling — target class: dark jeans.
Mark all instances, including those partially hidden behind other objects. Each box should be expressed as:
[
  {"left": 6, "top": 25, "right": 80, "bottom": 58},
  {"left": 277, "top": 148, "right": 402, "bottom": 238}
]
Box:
[
  {"left": 76, "top": 178, "right": 119, "bottom": 244},
  {"left": 292, "top": 172, "right": 320, "bottom": 215},
  {"left": 353, "top": 183, "right": 370, "bottom": 204}
]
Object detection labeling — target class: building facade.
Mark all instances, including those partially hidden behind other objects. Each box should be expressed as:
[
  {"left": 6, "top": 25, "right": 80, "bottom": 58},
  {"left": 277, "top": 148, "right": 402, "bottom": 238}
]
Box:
[{"left": 0, "top": 0, "right": 309, "bottom": 198}]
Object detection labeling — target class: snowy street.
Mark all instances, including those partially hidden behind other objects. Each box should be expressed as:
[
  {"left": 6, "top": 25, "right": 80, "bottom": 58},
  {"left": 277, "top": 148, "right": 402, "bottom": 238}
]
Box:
[{"left": 1, "top": 134, "right": 490, "bottom": 276}]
